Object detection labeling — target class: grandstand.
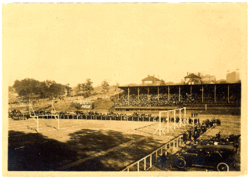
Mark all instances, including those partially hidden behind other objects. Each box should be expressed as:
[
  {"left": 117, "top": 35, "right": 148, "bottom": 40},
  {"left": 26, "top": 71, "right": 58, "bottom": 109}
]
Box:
[{"left": 114, "top": 83, "right": 241, "bottom": 110}]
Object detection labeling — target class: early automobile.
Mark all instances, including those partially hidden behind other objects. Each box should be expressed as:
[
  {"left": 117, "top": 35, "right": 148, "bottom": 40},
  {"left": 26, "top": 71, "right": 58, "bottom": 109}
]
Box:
[{"left": 169, "top": 144, "right": 236, "bottom": 171}]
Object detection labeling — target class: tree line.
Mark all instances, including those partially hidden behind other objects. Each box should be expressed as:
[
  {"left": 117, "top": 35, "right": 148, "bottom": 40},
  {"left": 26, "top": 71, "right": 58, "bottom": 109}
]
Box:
[
  {"left": 12, "top": 78, "right": 71, "bottom": 100},
  {"left": 11, "top": 78, "right": 114, "bottom": 101}
]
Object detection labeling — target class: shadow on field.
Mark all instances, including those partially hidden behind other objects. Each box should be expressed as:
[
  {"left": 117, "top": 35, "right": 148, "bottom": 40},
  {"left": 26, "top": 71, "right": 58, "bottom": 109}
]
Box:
[
  {"left": 63, "top": 129, "right": 162, "bottom": 171},
  {"left": 8, "top": 129, "right": 162, "bottom": 171},
  {"left": 8, "top": 130, "right": 78, "bottom": 171}
]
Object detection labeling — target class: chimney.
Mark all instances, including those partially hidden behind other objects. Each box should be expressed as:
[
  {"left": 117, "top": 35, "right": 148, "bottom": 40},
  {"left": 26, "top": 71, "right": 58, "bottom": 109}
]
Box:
[{"left": 187, "top": 72, "right": 189, "bottom": 75}]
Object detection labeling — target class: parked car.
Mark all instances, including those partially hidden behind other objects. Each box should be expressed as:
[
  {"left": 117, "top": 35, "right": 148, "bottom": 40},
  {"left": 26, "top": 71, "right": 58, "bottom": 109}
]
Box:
[{"left": 169, "top": 144, "right": 236, "bottom": 171}]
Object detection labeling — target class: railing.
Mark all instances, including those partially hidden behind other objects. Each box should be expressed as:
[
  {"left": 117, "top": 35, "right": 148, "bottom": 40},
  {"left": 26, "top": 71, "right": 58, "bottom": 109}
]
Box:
[
  {"left": 122, "top": 125, "right": 215, "bottom": 171},
  {"left": 122, "top": 134, "right": 183, "bottom": 171}
]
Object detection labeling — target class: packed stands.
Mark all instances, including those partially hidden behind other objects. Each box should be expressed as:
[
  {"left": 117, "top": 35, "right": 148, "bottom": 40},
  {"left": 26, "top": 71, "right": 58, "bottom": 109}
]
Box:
[
  {"left": 113, "top": 93, "right": 240, "bottom": 107},
  {"left": 113, "top": 94, "right": 194, "bottom": 107}
]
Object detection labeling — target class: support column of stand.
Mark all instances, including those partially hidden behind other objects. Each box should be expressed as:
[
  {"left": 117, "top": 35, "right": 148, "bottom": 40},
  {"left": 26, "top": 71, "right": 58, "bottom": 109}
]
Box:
[
  {"left": 184, "top": 107, "right": 186, "bottom": 125},
  {"left": 179, "top": 109, "right": 181, "bottom": 127},
  {"left": 167, "top": 112, "right": 169, "bottom": 133},
  {"left": 138, "top": 88, "right": 140, "bottom": 103},
  {"left": 179, "top": 86, "right": 181, "bottom": 102},
  {"left": 214, "top": 85, "right": 216, "bottom": 103},
  {"left": 202, "top": 85, "right": 204, "bottom": 103},
  {"left": 157, "top": 87, "right": 159, "bottom": 102},
  {"left": 159, "top": 112, "right": 161, "bottom": 136},
  {"left": 128, "top": 87, "right": 130, "bottom": 106}
]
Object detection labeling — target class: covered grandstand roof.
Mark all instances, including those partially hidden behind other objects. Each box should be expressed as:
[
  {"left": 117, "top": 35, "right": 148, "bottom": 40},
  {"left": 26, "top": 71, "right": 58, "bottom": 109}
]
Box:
[{"left": 118, "top": 82, "right": 241, "bottom": 90}]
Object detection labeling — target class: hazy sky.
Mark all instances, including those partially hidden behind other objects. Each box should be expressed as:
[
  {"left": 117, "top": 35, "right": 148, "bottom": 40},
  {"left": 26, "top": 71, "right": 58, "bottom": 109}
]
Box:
[{"left": 3, "top": 3, "right": 247, "bottom": 87}]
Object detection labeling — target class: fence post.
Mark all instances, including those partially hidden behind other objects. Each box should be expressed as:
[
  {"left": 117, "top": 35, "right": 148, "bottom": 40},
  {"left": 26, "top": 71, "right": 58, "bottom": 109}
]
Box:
[
  {"left": 144, "top": 158, "right": 146, "bottom": 171},
  {"left": 37, "top": 116, "right": 39, "bottom": 132},
  {"left": 150, "top": 154, "right": 152, "bottom": 167},
  {"left": 156, "top": 151, "right": 158, "bottom": 163},
  {"left": 137, "top": 162, "right": 139, "bottom": 171},
  {"left": 176, "top": 138, "right": 178, "bottom": 148},
  {"left": 58, "top": 115, "right": 59, "bottom": 130}
]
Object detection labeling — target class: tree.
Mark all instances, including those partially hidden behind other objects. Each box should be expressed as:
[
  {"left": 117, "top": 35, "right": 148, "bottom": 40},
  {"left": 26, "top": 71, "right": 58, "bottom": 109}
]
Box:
[
  {"left": 76, "top": 83, "right": 86, "bottom": 96},
  {"left": 101, "top": 80, "right": 110, "bottom": 94},
  {"left": 160, "top": 79, "right": 165, "bottom": 86},
  {"left": 114, "top": 83, "right": 119, "bottom": 91},
  {"left": 85, "top": 78, "right": 94, "bottom": 96},
  {"left": 13, "top": 78, "right": 40, "bottom": 97},
  {"left": 13, "top": 78, "right": 67, "bottom": 99},
  {"left": 75, "top": 79, "right": 93, "bottom": 97},
  {"left": 65, "top": 84, "right": 72, "bottom": 97}
]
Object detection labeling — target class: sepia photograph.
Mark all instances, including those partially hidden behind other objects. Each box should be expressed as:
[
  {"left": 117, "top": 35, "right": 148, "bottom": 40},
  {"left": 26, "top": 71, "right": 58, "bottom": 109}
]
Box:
[{"left": 2, "top": 2, "right": 248, "bottom": 176}]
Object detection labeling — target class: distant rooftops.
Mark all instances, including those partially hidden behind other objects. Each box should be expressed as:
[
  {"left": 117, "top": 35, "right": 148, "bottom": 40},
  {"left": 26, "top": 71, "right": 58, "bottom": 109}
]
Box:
[
  {"left": 184, "top": 73, "right": 201, "bottom": 79},
  {"left": 142, "top": 75, "right": 160, "bottom": 81}
]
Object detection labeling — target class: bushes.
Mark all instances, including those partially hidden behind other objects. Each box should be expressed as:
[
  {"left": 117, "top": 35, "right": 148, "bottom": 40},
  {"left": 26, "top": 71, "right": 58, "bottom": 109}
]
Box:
[{"left": 70, "top": 102, "right": 82, "bottom": 110}]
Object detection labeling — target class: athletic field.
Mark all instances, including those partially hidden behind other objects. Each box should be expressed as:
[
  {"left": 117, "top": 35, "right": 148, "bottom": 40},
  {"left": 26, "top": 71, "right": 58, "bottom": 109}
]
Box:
[{"left": 8, "top": 114, "right": 240, "bottom": 171}]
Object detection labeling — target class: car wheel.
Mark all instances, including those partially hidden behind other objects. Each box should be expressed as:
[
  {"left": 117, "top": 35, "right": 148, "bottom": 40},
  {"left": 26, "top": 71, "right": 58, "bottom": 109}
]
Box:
[
  {"left": 176, "top": 158, "right": 186, "bottom": 169},
  {"left": 217, "top": 162, "right": 229, "bottom": 171}
]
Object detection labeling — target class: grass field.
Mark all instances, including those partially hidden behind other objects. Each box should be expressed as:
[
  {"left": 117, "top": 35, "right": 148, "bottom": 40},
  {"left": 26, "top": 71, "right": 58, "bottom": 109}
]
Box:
[
  {"left": 8, "top": 113, "right": 241, "bottom": 171},
  {"left": 8, "top": 118, "right": 190, "bottom": 171}
]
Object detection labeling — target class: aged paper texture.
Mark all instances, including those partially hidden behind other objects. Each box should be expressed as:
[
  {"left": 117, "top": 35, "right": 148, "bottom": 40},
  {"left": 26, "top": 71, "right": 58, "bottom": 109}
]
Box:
[{"left": 2, "top": 2, "right": 248, "bottom": 177}]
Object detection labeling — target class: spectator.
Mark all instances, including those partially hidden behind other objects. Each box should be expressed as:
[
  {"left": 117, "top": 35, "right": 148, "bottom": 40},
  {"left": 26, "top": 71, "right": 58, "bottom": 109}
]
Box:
[{"left": 158, "top": 153, "right": 167, "bottom": 170}]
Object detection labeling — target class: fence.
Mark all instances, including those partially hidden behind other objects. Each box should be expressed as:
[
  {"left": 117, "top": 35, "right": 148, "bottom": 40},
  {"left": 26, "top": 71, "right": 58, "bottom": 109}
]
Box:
[{"left": 122, "top": 125, "right": 215, "bottom": 171}]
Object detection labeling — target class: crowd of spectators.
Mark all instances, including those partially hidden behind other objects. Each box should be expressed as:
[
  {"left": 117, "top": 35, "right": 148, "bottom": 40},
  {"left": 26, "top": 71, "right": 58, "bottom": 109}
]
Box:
[
  {"left": 113, "top": 93, "right": 241, "bottom": 107},
  {"left": 113, "top": 93, "right": 194, "bottom": 107}
]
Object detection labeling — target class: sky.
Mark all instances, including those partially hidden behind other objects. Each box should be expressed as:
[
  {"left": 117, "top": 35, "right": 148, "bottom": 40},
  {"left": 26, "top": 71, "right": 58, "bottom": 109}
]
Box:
[{"left": 2, "top": 3, "right": 247, "bottom": 87}]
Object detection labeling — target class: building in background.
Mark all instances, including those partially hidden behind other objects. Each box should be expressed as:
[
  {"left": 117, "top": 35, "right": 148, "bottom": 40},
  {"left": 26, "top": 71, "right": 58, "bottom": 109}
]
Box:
[
  {"left": 184, "top": 73, "right": 202, "bottom": 85},
  {"left": 226, "top": 70, "right": 240, "bottom": 83},
  {"left": 200, "top": 74, "right": 216, "bottom": 84},
  {"left": 142, "top": 75, "right": 161, "bottom": 85}
]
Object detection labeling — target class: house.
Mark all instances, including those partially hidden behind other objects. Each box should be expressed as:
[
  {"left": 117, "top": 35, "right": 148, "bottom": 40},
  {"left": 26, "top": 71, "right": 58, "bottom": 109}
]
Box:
[
  {"left": 201, "top": 74, "right": 216, "bottom": 84},
  {"left": 142, "top": 75, "right": 161, "bottom": 86},
  {"left": 184, "top": 73, "right": 202, "bottom": 85}
]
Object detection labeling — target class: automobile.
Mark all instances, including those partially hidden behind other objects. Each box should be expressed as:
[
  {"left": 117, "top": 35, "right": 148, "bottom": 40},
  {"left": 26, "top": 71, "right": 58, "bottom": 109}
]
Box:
[
  {"left": 205, "top": 134, "right": 240, "bottom": 148},
  {"left": 169, "top": 144, "right": 237, "bottom": 171}
]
